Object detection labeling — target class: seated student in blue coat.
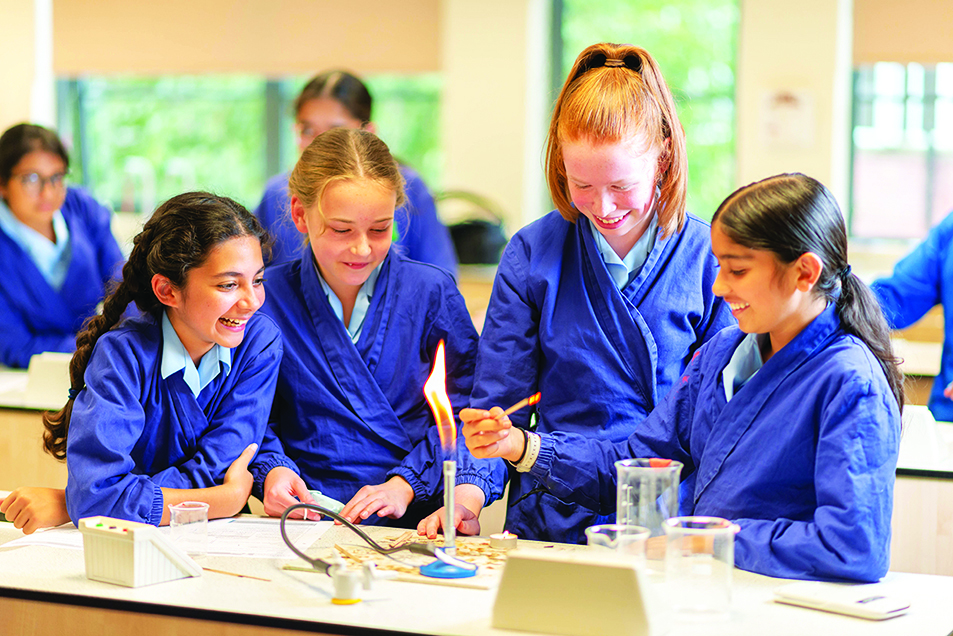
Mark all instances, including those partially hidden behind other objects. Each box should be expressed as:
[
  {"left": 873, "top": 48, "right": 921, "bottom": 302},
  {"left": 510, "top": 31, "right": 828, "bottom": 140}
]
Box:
[
  {"left": 0, "top": 123, "right": 123, "bottom": 368},
  {"left": 10, "top": 193, "right": 283, "bottom": 528},
  {"left": 872, "top": 210, "right": 953, "bottom": 422},
  {"left": 255, "top": 70, "right": 457, "bottom": 276},
  {"left": 464, "top": 173, "right": 904, "bottom": 582},
  {"left": 448, "top": 43, "right": 734, "bottom": 544},
  {"left": 252, "top": 127, "right": 498, "bottom": 532}
]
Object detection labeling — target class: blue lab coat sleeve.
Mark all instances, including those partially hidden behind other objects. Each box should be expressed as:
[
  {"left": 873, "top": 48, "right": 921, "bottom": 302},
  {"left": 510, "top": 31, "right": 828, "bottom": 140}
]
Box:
[
  {"left": 0, "top": 290, "right": 75, "bottom": 367},
  {"left": 528, "top": 352, "right": 703, "bottom": 515},
  {"left": 66, "top": 331, "right": 160, "bottom": 524},
  {"left": 871, "top": 212, "right": 950, "bottom": 329},
  {"left": 0, "top": 187, "right": 123, "bottom": 368},
  {"left": 872, "top": 209, "right": 953, "bottom": 421}
]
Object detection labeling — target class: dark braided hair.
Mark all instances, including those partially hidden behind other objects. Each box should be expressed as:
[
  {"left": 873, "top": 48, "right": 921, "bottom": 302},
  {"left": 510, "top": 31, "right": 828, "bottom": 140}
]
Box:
[
  {"left": 712, "top": 173, "right": 904, "bottom": 411},
  {"left": 42, "top": 192, "right": 270, "bottom": 459}
]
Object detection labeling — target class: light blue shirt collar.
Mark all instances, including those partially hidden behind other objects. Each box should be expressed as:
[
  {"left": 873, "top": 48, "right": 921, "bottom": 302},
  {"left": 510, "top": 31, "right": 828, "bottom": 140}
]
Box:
[
  {"left": 0, "top": 198, "right": 72, "bottom": 291},
  {"left": 314, "top": 258, "right": 382, "bottom": 343},
  {"left": 589, "top": 213, "right": 658, "bottom": 290},
  {"left": 160, "top": 312, "right": 232, "bottom": 398},
  {"left": 722, "top": 332, "right": 767, "bottom": 402}
]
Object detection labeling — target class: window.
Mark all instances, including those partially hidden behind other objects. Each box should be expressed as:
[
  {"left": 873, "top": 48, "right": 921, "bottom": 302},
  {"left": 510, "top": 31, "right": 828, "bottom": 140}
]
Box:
[
  {"left": 850, "top": 63, "right": 953, "bottom": 238},
  {"left": 56, "top": 74, "right": 442, "bottom": 214},
  {"left": 559, "top": 0, "right": 739, "bottom": 220}
]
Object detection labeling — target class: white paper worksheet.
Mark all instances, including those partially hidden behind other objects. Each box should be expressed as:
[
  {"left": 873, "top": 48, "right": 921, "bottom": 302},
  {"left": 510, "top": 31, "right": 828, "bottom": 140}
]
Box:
[{"left": 0, "top": 517, "right": 332, "bottom": 559}]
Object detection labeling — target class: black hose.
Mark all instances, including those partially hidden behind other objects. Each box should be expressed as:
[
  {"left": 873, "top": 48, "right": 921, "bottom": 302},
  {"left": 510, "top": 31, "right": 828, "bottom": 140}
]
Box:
[{"left": 278, "top": 503, "right": 437, "bottom": 576}]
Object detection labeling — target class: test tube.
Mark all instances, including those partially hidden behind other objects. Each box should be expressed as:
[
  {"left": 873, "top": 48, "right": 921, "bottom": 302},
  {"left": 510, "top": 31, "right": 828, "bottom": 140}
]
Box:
[{"left": 443, "top": 460, "right": 456, "bottom": 555}]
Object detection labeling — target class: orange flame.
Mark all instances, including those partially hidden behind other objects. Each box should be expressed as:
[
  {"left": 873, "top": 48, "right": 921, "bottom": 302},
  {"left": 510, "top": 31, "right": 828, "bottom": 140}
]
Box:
[{"left": 424, "top": 340, "right": 456, "bottom": 451}]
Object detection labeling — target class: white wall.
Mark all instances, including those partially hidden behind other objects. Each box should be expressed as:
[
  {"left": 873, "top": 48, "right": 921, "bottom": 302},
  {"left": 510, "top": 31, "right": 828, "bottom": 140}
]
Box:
[
  {"left": 0, "top": 0, "right": 55, "bottom": 131},
  {"left": 735, "top": 0, "right": 853, "bottom": 202},
  {"left": 440, "top": 0, "right": 551, "bottom": 230}
]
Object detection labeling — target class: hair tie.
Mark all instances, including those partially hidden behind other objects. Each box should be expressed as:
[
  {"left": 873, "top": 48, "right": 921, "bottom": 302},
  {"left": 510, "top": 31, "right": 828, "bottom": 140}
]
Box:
[
  {"left": 578, "top": 52, "right": 643, "bottom": 78},
  {"left": 839, "top": 264, "right": 852, "bottom": 281},
  {"left": 68, "top": 387, "right": 81, "bottom": 400}
]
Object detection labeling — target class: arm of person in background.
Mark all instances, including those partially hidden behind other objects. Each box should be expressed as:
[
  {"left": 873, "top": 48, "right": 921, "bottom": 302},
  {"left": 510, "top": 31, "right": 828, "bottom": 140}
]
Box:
[
  {"left": 870, "top": 213, "right": 949, "bottom": 330},
  {"left": 871, "top": 215, "right": 951, "bottom": 394},
  {"left": 0, "top": 289, "right": 76, "bottom": 367}
]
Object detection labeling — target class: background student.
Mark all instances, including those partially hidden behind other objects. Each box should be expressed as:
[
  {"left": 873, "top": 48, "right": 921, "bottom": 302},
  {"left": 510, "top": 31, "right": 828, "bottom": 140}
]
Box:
[
  {"left": 465, "top": 173, "right": 903, "bottom": 582},
  {"left": 252, "top": 128, "right": 496, "bottom": 532},
  {"left": 872, "top": 209, "right": 953, "bottom": 422},
  {"left": 16, "top": 192, "right": 283, "bottom": 527},
  {"left": 255, "top": 70, "right": 457, "bottom": 276},
  {"left": 454, "top": 43, "right": 733, "bottom": 544},
  {"left": 0, "top": 123, "right": 123, "bottom": 368}
]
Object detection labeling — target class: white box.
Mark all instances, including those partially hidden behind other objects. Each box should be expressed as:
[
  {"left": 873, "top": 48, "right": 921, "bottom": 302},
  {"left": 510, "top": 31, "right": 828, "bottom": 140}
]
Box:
[{"left": 79, "top": 516, "right": 201, "bottom": 588}]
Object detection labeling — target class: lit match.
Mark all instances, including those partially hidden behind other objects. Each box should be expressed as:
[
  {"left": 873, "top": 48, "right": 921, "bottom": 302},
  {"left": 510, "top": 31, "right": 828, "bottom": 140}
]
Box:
[{"left": 497, "top": 392, "right": 541, "bottom": 419}]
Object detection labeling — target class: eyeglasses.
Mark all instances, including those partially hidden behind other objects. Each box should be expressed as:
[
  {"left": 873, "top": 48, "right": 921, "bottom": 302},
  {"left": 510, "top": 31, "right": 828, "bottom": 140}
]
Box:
[{"left": 13, "top": 172, "right": 67, "bottom": 195}]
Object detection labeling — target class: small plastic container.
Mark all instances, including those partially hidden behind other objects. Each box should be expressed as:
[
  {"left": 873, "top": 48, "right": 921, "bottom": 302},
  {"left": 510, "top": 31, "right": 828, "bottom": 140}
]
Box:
[
  {"left": 169, "top": 501, "right": 209, "bottom": 557},
  {"left": 663, "top": 516, "right": 740, "bottom": 622}
]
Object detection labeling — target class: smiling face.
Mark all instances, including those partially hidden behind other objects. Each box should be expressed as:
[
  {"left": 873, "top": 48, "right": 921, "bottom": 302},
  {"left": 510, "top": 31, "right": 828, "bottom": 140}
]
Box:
[
  {"left": 159, "top": 235, "right": 265, "bottom": 365},
  {"left": 0, "top": 150, "right": 68, "bottom": 237},
  {"left": 562, "top": 135, "right": 662, "bottom": 258},
  {"left": 295, "top": 98, "right": 365, "bottom": 153},
  {"left": 710, "top": 221, "right": 826, "bottom": 356},
  {"left": 292, "top": 178, "right": 396, "bottom": 303}
]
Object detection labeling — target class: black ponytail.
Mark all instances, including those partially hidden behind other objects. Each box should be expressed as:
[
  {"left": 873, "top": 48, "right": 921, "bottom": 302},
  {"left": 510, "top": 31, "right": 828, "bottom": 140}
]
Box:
[
  {"left": 712, "top": 173, "right": 904, "bottom": 411},
  {"left": 42, "top": 192, "right": 269, "bottom": 459}
]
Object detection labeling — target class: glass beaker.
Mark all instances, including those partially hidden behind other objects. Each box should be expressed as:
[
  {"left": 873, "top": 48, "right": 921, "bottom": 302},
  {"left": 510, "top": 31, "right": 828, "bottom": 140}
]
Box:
[
  {"left": 663, "top": 516, "right": 740, "bottom": 622},
  {"left": 616, "top": 458, "right": 681, "bottom": 573},
  {"left": 585, "top": 523, "right": 650, "bottom": 567},
  {"left": 615, "top": 459, "right": 682, "bottom": 536}
]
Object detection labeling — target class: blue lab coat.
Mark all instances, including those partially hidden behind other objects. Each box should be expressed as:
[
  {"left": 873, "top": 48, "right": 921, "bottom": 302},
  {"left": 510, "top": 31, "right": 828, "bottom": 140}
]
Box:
[
  {"left": 252, "top": 251, "right": 500, "bottom": 527},
  {"left": 531, "top": 304, "right": 901, "bottom": 581},
  {"left": 473, "top": 211, "right": 734, "bottom": 544},
  {"left": 872, "top": 210, "right": 953, "bottom": 421},
  {"left": 65, "top": 312, "right": 283, "bottom": 525},
  {"left": 255, "top": 166, "right": 458, "bottom": 276},
  {"left": 0, "top": 187, "right": 123, "bottom": 368}
]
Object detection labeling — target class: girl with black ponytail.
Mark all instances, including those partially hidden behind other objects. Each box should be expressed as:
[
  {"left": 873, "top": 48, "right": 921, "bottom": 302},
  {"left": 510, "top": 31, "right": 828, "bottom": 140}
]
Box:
[
  {"left": 1, "top": 192, "right": 282, "bottom": 532},
  {"left": 464, "top": 173, "right": 903, "bottom": 582}
]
